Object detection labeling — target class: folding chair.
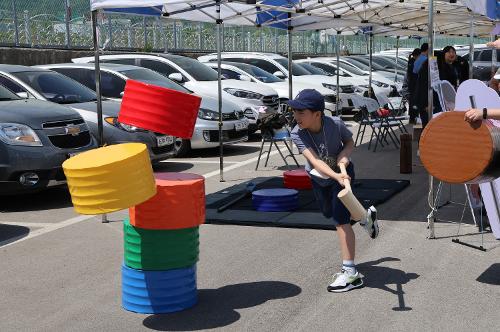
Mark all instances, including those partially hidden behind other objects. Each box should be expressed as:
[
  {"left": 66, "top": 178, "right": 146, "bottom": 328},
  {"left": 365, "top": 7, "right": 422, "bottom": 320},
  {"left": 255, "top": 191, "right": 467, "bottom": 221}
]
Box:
[
  {"left": 375, "top": 93, "right": 409, "bottom": 134},
  {"left": 255, "top": 127, "right": 300, "bottom": 170}
]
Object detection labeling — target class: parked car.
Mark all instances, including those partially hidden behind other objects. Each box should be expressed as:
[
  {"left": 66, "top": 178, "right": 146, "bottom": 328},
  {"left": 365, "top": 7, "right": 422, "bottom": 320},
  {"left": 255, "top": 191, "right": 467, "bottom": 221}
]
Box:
[
  {"left": 296, "top": 58, "right": 392, "bottom": 96},
  {"left": 347, "top": 55, "right": 405, "bottom": 82},
  {"left": 459, "top": 47, "right": 499, "bottom": 82},
  {"left": 72, "top": 53, "right": 277, "bottom": 133},
  {"left": 0, "top": 84, "right": 96, "bottom": 194},
  {"left": 38, "top": 63, "right": 249, "bottom": 156},
  {"left": 200, "top": 61, "right": 341, "bottom": 113},
  {"left": 0, "top": 64, "right": 175, "bottom": 163},
  {"left": 197, "top": 52, "right": 346, "bottom": 114}
]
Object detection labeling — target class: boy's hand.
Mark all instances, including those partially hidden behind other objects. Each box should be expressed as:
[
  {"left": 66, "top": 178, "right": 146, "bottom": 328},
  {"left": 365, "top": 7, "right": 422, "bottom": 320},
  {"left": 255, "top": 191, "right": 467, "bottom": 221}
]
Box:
[
  {"left": 337, "top": 157, "right": 350, "bottom": 167},
  {"left": 334, "top": 173, "right": 351, "bottom": 187}
]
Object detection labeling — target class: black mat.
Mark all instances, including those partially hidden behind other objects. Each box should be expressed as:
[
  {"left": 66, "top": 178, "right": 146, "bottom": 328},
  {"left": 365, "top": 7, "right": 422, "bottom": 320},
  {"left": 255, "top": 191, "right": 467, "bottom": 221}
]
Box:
[{"left": 206, "top": 177, "right": 410, "bottom": 230}]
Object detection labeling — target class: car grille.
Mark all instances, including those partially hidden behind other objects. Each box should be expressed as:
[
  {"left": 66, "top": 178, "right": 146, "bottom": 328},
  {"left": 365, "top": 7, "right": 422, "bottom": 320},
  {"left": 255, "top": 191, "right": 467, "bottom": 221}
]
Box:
[
  {"left": 207, "top": 129, "right": 248, "bottom": 142},
  {"left": 222, "top": 110, "right": 245, "bottom": 120},
  {"left": 42, "top": 119, "right": 92, "bottom": 149},
  {"left": 261, "top": 94, "right": 280, "bottom": 110},
  {"left": 340, "top": 85, "right": 355, "bottom": 93}
]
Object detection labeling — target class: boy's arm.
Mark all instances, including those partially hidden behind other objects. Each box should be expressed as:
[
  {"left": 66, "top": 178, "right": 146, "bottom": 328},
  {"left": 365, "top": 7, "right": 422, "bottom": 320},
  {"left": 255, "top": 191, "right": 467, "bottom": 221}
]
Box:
[
  {"left": 337, "top": 138, "right": 354, "bottom": 166},
  {"left": 302, "top": 148, "right": 349, "bottom": 187}
]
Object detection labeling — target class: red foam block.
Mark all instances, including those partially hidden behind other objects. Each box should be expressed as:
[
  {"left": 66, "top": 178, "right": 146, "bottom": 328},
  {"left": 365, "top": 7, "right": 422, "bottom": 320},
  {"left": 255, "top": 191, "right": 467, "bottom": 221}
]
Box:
[
  {"left": 283, "top": 169, "right": 312, "bottom": 190},
  {"left": 118, "top": 80, "right": 201, "bottom": 139}
]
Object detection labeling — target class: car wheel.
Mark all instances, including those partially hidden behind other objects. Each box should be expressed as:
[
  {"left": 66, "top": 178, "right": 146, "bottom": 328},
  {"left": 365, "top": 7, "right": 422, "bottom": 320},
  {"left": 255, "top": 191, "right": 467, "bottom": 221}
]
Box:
[{"left": 174, "top": 138, "right": 191, "bottom": 157}]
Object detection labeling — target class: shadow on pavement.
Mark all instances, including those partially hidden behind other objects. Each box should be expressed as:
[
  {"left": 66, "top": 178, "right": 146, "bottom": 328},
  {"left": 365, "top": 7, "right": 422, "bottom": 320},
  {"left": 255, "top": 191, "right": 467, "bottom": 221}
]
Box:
[
  {"left": 0, "top": 187, "right": 72, "bottom": 212},
  {"left": 0, "top": 224, "right": 30, "bottom": 247},
  {"left": 476, "top": 263, "right": 500, "bottom": 286},
  {"left": 143, "top": 281, "right": 301, "bottom": 331},
  {"left": 153, "top": 162, "right": 195, "bottom": 173},
  {"left": 357, "top": 257, "right": 419, "bottom": 311}
]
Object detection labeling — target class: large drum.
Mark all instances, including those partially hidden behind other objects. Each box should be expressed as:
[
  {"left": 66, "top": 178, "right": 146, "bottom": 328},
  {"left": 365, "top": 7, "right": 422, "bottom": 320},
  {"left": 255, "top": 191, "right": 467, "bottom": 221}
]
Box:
[{"left": 420, "top": 112, "right": 500, "bottom": 183}]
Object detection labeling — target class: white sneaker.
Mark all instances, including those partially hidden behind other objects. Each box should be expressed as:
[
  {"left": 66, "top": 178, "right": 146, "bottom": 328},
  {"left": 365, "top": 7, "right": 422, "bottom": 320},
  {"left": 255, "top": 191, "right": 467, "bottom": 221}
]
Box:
[
  {"left": 360, "top": 206, "right": 379, "bottom": 239},
  {"left": 327, "top": 269, "right": 364, "bottom": 293}
]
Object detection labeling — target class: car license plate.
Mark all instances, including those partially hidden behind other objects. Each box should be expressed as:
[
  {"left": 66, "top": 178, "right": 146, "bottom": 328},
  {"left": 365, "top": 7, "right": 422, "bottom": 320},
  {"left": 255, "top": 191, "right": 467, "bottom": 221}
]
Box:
[
  {"left": 235, "top": 121, "right": 248, "bottom": 131},
  {"left": 157, "top": 135, "right": 174, "bottom": 147}
]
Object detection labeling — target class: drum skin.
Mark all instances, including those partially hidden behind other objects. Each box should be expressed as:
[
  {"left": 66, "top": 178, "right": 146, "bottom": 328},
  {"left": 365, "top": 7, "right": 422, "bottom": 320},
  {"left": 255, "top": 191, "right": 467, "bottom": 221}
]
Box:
[{"left": 420, "top": 112, "right": 500, "bottom": 184}]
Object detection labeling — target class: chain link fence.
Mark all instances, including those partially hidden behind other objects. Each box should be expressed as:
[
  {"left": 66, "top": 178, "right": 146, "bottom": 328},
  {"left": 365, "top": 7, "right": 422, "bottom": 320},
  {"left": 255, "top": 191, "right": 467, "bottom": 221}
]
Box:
[{"left": 0, "top": 1, "right": 488, "bottom": 55}]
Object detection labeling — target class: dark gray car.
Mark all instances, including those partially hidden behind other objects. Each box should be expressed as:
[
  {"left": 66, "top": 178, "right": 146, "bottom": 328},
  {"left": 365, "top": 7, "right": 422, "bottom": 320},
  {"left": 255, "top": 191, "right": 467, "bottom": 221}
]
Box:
[
  {"left": 0, "top": 65, "right": 176, "bottom": 163},
  {"left": 0, "top": 85, "right": 96, "bottom": 195}
]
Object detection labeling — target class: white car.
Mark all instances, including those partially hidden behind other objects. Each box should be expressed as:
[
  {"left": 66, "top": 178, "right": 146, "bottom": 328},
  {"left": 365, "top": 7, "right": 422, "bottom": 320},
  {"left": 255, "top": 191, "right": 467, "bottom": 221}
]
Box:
[
  {"left": 36, "top": 63, "right": 250, "bottom": 157},
  {"left": 198, "top": 52, "right": 355, "bottom": 114},
  {"left": 296, "top": 58, "right": 392, "bottom": 97},
  {"left": 339, "top": 57, "right": 403, "bottom": 92},
  {"left": 72, "top": 53, "right": 278, "bottom": 133}
]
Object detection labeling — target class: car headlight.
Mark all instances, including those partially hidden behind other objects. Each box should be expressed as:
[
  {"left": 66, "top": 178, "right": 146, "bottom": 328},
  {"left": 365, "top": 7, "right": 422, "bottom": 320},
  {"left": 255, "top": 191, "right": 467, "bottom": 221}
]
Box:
[
  {"left": 0, "top": 123, "right": 42, "bottom": 147},
  {"left": 322, "top": 83, "right": 338, "bottom": 92},
  {"left": 198, "top": 108, "right": 220, "bottom": 121},
  {"left": 104, "top": 117, "right": 145, "bottom": 132},
  {"left": 224, "top": 88, "right": 263, "bottom": 100}
]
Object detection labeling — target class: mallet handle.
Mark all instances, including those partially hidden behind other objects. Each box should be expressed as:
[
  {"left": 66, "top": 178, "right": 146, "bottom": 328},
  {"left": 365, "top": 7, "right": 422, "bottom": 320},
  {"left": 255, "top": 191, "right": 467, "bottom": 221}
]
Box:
[{"left": 339, "top": 163, "right": 351, "bottom": 191}]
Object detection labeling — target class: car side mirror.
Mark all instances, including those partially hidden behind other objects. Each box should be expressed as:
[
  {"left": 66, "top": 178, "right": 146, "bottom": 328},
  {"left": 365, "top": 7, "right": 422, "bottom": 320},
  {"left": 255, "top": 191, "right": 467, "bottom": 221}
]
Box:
[
  {"left": 16, "top": 92, "right": 29, "bottom": 99},
  {"left": 168, "top": 73, "right": 184, "bottom": 83},
  {"left": 238, "top": 75, "right": 252, "bottom": 82},
  {"left": 273, "top": 71, "right": 286, "bottom": 79},
  {"left": 120, "top": 91, "right": 124, "bottom": 98}
]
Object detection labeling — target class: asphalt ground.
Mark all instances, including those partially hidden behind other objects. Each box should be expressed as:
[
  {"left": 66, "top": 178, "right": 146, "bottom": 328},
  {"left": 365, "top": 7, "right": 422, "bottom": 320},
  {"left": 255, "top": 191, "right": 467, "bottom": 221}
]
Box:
[{"left": 1, "top": 125, "right": 499, "bottom": 332}]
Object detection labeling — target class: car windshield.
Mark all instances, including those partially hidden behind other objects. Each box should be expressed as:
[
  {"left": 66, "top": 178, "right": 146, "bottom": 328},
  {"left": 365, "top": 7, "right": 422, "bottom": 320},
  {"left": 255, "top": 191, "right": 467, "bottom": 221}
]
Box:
[
  {"left": 164, "top": 55, "right": 219, "bottom": 81},
  {"left": 119, "top": 68, "right": 191, "bottom": 93},
  {"left": 349, "top": 57, "right": 386, "bottom": 71},
  {"left": 274, "top": 58, "right": 311, "bottom": 76},
  {"left": 336, "top": 61, "right": 368, "bottom": 76},
  {"left": 373, "top": 56, "right": 405, "bottom": 71},
  {"left": 0, "top": 85, "right": 20, "bottom": 101},
  {"left": 13, "top": 71, "right": 96, "bottom": 104},
  {"left": 298, "top": 63, "right": 332, "bottom": 76},
  {"left": 232, "top": 63, "right": 283, "bottom": 83}
]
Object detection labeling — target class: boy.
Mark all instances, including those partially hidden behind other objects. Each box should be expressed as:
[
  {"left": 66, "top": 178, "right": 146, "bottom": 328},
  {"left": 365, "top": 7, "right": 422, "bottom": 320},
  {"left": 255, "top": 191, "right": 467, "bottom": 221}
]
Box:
[{"left": 289, "top": 89, "right": 379, "bottom": 292}]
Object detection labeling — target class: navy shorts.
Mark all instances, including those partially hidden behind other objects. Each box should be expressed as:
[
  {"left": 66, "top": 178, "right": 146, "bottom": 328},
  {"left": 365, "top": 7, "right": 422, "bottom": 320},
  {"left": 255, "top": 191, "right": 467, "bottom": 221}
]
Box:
[{"left": 310, "top": 163, "right": 355, "bottom": 226}]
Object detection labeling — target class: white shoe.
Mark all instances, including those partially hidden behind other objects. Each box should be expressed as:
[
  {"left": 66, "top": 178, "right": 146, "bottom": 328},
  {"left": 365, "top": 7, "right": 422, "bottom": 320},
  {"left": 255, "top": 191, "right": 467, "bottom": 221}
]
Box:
[
  {"left": 327, "top": 269, "right": 364, "bottom": 293},
  {"left": 360, "top": 206, "right": 379, "bottom": 239}
]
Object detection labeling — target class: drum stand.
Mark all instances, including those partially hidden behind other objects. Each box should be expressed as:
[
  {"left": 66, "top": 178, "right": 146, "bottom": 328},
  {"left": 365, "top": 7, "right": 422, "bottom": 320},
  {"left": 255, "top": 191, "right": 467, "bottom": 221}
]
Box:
[{"left": 427, "top": 181, "right": 488, "bottom": 251}]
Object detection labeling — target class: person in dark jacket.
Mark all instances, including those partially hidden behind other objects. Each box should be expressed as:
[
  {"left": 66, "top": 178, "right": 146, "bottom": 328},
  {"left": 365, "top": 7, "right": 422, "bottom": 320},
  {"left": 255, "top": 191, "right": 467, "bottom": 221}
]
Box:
[
  {"left": 437, "top": 46, "right": 469, "bottom": 89},
  {"left": 407, "top": 48, "right": 421, "bottom": 123}
]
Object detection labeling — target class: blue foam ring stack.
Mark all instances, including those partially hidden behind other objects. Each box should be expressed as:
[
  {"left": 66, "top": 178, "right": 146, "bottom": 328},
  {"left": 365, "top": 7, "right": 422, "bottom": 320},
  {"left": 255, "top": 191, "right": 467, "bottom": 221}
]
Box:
[
  {"left": 252, "top": 188, "right": 299, "bottom": 212},
  {"left": 121, "top": 264, "right": 198, "bottom": 314}
]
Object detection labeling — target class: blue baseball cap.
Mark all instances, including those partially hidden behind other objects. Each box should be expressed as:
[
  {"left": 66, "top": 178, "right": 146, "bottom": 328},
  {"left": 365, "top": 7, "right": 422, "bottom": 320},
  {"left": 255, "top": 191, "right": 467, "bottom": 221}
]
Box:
[{"left": 287, "top": 89, "right": 325, "bottom": 112}]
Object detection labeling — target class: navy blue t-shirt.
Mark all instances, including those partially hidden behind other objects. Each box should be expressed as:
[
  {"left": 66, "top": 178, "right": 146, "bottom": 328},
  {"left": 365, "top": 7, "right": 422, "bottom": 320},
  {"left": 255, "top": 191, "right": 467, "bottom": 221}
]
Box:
[{"left": 291, "top": 116, "right": 353, "bottom": 172}]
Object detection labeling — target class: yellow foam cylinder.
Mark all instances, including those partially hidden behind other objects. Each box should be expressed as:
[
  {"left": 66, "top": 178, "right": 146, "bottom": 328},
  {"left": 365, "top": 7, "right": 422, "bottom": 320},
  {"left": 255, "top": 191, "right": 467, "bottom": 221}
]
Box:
[{"left": 62, "top": 143, "right": 157, "bottom": 215}]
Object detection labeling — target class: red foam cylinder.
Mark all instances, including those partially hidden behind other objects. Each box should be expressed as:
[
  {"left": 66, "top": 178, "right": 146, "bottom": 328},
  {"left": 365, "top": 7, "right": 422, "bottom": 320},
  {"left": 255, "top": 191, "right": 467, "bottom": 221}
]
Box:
[
  {"left": 118, "top": 80, "right": 201, "bottom": 139},
  {"left": 283, "top": 169, "right": 312, "bottom": 190}
]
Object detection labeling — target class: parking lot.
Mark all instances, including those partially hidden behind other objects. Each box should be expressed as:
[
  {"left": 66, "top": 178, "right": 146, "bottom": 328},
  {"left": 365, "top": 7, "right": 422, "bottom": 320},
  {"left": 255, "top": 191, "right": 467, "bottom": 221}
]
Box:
[{"left": 1, "top": 128, "right": 500, "bottom": 332}]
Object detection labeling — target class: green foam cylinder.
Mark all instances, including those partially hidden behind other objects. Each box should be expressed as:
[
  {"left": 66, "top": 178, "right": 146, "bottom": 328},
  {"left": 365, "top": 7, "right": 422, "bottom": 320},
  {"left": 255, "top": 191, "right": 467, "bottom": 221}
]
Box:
[{"left": 123, "top": 218, "right": 199, "bottom": 271}]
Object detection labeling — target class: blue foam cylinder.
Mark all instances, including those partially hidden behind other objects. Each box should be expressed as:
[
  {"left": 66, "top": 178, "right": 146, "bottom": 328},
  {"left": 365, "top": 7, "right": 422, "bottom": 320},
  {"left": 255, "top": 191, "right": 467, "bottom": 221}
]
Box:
[
  {"left": 121, "top": 264, "right": 197, "bottom": 314},
  {"left": 252, "top": 188, "right": 299, "bottom": 212}
]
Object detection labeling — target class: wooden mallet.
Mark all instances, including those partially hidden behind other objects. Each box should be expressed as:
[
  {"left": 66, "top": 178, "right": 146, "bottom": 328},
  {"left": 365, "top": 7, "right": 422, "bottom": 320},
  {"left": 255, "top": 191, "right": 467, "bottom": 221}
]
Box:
[{"left": 337, "top": 163, "right": 369, "bottom": 222}]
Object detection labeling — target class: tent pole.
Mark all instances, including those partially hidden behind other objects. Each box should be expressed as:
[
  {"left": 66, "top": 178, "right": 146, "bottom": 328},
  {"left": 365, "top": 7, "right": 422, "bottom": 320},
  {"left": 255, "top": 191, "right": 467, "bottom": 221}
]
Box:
[
  {"left": 287, "top": 24, "right": 293, "bottom": 100},
  {"left": 469, "top": 14, "right": 475, "bottom": 79},
  {"left": 395, "top": 36, "right": 400, "bottom": 83},
  {"left": 335, "top": 32, "right": 340, "bottom": 116},
  {"left": 216, "top": 1, "right": 224, "bottom": 182},
  {"left": 91, "top": 9, "right": 108, "bottom": 224},
  {"left": 369, "top": 33, "right": 373, "bottom": 97},
  {"left": 427, "top": 0, "right": 435, "bottom": 239}
]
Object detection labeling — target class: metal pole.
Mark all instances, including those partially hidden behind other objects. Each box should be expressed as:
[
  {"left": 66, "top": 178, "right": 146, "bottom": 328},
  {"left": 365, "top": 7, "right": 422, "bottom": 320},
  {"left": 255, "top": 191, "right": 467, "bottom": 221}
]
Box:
[
  {"left": 492, "top": 34, "right": 497, "bottom": 79},
  {"left": 11, "top": 0, "right": 19, "bottom": 46},
  {"left": 469, "top": 14, "right": 475, "bottom": 79},
  {"left": 395, "top": 36, "right": 400, "bottom": 83},
  {"left": 198, "top": 22, "right": 203, "bottom": 49},
  {"left": 216, "top": 2, "right": 224, "bottom": 182},
  {"left": 369, "top": 33, "right": 373, "bottom": 97},
  {"left": 107, "top": 16, "right": 112, "bottom": 50},
  {"left": 64, "top": 0, "right": 71, "bottom": 48},
  {"left": 23, "top": 10, "right": 31, "bottom": 46},
  {"left": 427, "top": 0, "right": 435, "bottom": 239},
  {"left": 143, "top": 17, "right": 147, "bottom": 49},
  {"left": 288, "top": 25, "right": 293, "bottom": 100},
  {"left": 335, "top": 33, "right": 341, "bottom": 116},
  {"left": 275, "top": 28, "right": 279, "bottom": 53},
  {"left": 91, "top": 10, "right": 108, "bottom": 224},
  {"left": 127, "top": 25, "right": 132, "bottom": 48},
  {"left": 173, "top": 20, "right": 178, "bottom": 49}
]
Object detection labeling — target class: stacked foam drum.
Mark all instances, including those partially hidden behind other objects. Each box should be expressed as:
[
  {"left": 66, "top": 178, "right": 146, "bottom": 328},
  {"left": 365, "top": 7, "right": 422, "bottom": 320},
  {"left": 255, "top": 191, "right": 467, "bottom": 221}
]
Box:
[
  {"left": 62, "top": 80, "right": 203, "bottom": 314},
  {"left": 122, "top": 173, "right": 205, "bottom": 314}
]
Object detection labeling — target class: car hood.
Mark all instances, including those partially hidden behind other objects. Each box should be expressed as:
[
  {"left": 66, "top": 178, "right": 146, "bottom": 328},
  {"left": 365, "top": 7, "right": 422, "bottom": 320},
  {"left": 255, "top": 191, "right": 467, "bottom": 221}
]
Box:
[
  {"left": 197, "top": 94, "right": 243, "bottom": 114},
  {"left": 68, "top": 100, "right": 121, "bottom": 117},
  {"left": 0, "top": 99, "right": 83, "bottom": 129},
  {"left": 186, "top": 80, "right": 277, "bottom": 96},
  {"left": 292, "top": 75, "right": 353, "bottom": 87}
]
